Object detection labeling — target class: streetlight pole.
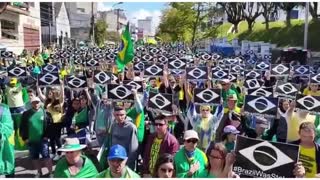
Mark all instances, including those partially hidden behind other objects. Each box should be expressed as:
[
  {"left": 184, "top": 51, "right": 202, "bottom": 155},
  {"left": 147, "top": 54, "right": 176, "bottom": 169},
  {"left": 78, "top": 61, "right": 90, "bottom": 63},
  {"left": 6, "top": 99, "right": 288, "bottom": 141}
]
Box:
[
  {"left": 304, "top": 2, "right": 309, "bottom": 49},
  {"left": 112, "top": 2, "right": 123, "bottom": 34}
]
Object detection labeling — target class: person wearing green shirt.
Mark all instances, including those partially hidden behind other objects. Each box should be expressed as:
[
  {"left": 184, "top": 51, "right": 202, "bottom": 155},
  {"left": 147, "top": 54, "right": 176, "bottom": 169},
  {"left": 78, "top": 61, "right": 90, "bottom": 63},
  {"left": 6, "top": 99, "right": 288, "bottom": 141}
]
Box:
[
  {"left": 174, "top": 130, "right": 208, "bottom": 178},
  {"left": 97, "top": 144, "right": 140, "bottom": 178},
  {"left": 20, "top": 97, "right": 53, "bottom": 177},
  {"left": 54, "top": 138, "right": 98, "bottom": 178},
  {"left": 220, "top": 79, "right": 238, "bottom": 107},
  {"left": 221, "top": 125, "right": 240, "bottom": 152}
]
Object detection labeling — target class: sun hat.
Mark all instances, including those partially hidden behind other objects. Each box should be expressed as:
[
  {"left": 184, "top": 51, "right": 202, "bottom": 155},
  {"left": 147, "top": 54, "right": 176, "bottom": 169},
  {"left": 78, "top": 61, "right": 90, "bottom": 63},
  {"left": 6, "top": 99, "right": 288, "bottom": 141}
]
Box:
[
  {"left": 58, "top": 138, "right": 86, "bottom": 152},
  {"left": 184, "top": 130, "right": 199, "bottom": 140},
  {"left": 107, "top": 144, "right": 128, "bottom": 160}
]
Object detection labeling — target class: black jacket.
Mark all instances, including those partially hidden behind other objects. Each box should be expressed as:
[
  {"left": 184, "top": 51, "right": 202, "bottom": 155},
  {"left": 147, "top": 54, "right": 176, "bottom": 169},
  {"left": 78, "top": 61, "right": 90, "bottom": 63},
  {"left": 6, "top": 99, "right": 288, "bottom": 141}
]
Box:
[
  {"left": 20, "top": 108, "right": 53, "bottom": 141},
  {"left": 291, "top": 140, "right": 320, "bottom": 174}
]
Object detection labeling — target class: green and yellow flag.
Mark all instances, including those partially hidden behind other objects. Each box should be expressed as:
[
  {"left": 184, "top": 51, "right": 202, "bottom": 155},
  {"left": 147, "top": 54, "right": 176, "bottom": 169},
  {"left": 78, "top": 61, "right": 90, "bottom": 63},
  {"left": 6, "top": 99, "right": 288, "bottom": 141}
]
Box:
[{"left": 116, "top": 23, "right": 134, "bottom": 71}]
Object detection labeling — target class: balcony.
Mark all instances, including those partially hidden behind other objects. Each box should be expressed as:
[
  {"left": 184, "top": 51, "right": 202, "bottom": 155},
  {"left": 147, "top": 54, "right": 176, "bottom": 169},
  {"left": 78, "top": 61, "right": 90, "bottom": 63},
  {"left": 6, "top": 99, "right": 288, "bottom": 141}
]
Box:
[{"left": 5, "top": 2, "right": 30, "bottom": 16}]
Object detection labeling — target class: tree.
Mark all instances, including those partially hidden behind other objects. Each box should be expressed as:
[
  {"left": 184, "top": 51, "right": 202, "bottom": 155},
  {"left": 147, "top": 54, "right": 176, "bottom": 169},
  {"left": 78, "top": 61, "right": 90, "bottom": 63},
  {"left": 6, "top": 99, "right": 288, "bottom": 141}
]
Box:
[
  {"left": 94, "top": 19, "right": 107, "bottom": 47},
  {"left": 259, "top": 2, "right": 277, "bottom": 30},
  {"left": 219, "top": 2, "right": 244, "bottom": 33},
  {"left": 276, "top": 2, "right": 299, "bottom": 27},
  {"left": 106, "top": 31, "right": 121, "bottom": 42},
  {"left": 241, "top": 2, "right": 263, "bottom": 32},
  {"left": 309, "top": 2, "right": 319, "bottom": 21},
  {"left": 190, "top": 2, "right": 209, "bottom": 49},
  {"left": 158, "top": 3, "right": 195, "bottom": 42}
]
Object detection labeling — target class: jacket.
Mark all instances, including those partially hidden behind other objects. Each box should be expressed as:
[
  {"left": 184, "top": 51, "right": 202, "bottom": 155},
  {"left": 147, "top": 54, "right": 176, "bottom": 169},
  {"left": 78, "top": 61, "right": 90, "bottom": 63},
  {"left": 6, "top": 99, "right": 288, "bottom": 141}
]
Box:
[
  {"left": 96, "top": 166, "right": 140, "bottom": 178},
  {"left": 174, "top": 147, "right": 208, "bottom": 178},
  {"left": 142, "top": 132, "right": 180, "bottom": 174},
  {"left": 19, "top": 108, "right": 52, "bottom": 141},
  {"left": 291, "top": 140, "right": 320, "bottom": 174}
]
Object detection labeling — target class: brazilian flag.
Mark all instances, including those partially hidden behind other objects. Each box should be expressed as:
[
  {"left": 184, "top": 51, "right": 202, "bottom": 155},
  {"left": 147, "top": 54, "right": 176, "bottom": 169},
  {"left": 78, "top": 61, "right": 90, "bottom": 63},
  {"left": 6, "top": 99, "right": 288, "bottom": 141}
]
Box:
[
  {"left": 116, "top": 23, "right": 134, "bottom": 71},
  {"left": 0, "top": 104, "right": 15, "bottom": 175}
]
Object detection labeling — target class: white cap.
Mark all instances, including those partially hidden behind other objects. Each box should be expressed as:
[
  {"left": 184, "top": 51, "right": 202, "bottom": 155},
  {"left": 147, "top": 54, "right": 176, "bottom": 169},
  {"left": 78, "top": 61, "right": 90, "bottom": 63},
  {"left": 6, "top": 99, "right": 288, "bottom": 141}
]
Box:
[
  {"left": 221, "top": 79, "right": 231, "bottom": 83},
  {"left": 31, "top": 97, "right": 41, "bottom": 103},
  {"left": 184, "top": 130, "right": 199, "bottom": 140}
]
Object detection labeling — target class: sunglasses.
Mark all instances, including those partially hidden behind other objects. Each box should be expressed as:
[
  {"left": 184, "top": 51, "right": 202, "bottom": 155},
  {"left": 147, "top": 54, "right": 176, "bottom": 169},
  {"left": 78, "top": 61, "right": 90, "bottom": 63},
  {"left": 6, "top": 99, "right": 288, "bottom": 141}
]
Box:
[
  {"left": 160, "top": 168, "right": 174, "bottom": 173},
  {"left": 221, "top": 83, "right": 227, "bottom": 86},
  {"left": 115, "top": 114, "right": 125, "bottom": 116},
  {"left": 155, "top": 123, "right": 165, "bottom": 127},
  {"left": 201, "top": 109, "right": 210, "bottom": 112},
  {"left": 186, "top": 139, "right": 198, "bottom": 144}
]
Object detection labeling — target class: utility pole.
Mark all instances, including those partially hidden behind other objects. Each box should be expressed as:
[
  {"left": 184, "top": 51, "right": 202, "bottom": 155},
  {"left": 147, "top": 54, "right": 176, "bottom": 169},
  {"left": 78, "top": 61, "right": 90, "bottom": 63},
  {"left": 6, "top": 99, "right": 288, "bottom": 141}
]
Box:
[
  {"left": 304, "top": 2, "right": 309, "bottom": 49},
  {"left": 91, "top": 2, "right": 95, "bottom": 45},
  {"left": 116, "top": 8, "right": 120, "bottom": 33},
  {"left": 48, "top": 5, "right": 52, "bottom": 46}
]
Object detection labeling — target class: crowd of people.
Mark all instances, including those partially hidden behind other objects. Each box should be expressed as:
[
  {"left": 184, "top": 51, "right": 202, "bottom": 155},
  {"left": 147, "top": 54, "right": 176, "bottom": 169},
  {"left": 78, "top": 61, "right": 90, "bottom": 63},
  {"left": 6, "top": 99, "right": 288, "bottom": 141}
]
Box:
[{"left": 0, "top": 45, "right": 319, "bottom": 178}]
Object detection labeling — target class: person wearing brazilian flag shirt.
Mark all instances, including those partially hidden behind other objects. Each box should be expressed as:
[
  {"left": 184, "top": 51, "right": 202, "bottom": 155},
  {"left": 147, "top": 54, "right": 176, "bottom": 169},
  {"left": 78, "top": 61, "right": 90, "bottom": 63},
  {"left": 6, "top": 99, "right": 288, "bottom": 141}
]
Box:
[
  {"left": 97, "top": 144, "right": 140, "bottom": 178},
  {"left": 54, "top": 138, "right": 98, "bottom": 178},
  {"left": 0, "top": 95, "right": 15, "bottom": 177},
  {"left": 174, "top": 130, "right": 208, "bottom": 177}
]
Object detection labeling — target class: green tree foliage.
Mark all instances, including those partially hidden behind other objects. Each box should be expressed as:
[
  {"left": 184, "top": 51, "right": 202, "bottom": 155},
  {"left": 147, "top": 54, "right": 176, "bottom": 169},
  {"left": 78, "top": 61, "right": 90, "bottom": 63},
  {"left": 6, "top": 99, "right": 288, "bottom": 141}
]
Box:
[
  {"left": 106, "top": 31, "right": 121, "bottom": 42},
  {"left": 158, "top": 2, "right": 211, "bottom": 45},
  {"left": 94, "top": 19, "right": 107, "bottom": 47}
]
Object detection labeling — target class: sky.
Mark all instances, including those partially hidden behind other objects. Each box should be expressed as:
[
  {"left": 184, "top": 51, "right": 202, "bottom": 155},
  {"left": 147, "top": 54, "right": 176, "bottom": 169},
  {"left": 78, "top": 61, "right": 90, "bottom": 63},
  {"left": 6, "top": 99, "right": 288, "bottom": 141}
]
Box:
[{"left": 97, "top": 2, "right": 168, "bottom": 33}]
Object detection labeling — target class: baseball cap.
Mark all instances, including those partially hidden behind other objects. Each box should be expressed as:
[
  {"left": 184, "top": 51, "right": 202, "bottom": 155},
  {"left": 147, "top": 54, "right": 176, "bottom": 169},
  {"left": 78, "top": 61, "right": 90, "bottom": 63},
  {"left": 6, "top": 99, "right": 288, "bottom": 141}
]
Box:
[
  {"left": 184, "top": 130, "right": 199, "bottom": 140},
  {"left": 107, "top": 144, "right": 127, "bottom": 160},
  {"left": 30, "top": 97, "right": 41, "bottom": 103},
  {"left": 223, "top": 125, "right": 240, "bottom": 134},
  {"left": 221, "top": 79, "right": 231, "bottom": 84},
  {"left": 10, "top": 78, "right": 18, "bottom": 85},
  {"left": 228, "top": 94, "right": 238, "bottom": 101}
]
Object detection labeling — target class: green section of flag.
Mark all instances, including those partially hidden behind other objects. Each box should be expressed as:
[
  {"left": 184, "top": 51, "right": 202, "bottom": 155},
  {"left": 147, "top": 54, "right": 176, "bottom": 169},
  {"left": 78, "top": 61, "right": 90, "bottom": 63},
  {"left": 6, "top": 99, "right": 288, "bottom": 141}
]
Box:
[
  {"left": 127, "top": 108, "right": 145, "bottom": 143},
  {"left": 0, "top": 104, "right": 15, "bottom": 175},
  {"left": 13, "top": 114, "right": 27, "bottom": 150},
  {"left": 116, "top": 23, "right": 134, "bottom": 71}
]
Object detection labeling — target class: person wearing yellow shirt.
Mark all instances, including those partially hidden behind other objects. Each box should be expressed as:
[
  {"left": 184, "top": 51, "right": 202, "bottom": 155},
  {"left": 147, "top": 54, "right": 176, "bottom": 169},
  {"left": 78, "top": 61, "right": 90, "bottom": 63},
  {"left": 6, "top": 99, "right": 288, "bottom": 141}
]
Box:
[
  {"left": 303, "top": 83, "right": 320, "bottom": 96},
  {"left": 33, "top": 49, "right": 44, "bottom": 67},
  {"left": 291, "top": 122, "right": 320, "bottom": 178},
  {"left": 38, "top": 83, "right": 65, "bottom": 161},
  {"left": 286, "top": 101, "right": 316, "bottom": 142}
]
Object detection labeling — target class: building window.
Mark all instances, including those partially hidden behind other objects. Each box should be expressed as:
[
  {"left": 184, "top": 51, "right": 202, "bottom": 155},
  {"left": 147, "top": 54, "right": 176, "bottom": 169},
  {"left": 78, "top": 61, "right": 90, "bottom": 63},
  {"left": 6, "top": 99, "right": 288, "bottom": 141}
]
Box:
[
  {"left": 1, "top": 20, "right": 18, "bottom": 40},
  {"left": 77, "top": 8, "right": 85, "bottom": 13},
  {"left": 28, "top": 2, "right": 35, "bottom": 7}
]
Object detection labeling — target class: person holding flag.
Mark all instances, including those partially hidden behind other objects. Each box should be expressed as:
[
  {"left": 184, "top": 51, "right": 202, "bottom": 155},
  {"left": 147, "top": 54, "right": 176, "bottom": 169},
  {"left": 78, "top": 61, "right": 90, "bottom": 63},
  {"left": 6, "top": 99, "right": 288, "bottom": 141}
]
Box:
[{"left": 115, "top": 23, "right": 134, "bottom": 71}]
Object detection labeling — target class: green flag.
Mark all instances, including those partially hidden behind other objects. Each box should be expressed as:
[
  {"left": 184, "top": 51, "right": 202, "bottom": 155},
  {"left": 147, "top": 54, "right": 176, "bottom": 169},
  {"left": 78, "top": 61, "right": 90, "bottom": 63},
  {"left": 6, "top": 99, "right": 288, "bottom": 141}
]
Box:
[
  {"left": 0, "top": 104, "right": 15, "bottom": 175},
  {"left": 116, "top": 23, "right": 134, "bottom": 71}
]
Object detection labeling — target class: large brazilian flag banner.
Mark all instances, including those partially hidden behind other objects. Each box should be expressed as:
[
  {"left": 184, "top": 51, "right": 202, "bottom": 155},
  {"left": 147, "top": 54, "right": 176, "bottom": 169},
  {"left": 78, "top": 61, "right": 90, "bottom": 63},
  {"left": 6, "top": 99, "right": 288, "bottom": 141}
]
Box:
[{"left": 12, "top": 113, "right": 27, "bottom": 150}]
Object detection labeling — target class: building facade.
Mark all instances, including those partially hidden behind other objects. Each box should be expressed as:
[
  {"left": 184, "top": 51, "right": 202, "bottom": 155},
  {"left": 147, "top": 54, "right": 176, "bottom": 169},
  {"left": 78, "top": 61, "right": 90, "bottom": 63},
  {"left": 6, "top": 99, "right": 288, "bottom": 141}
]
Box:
[
  {"left": 65, "top": 2, "right": 97, "bottom": 45},
  {"left": 40, "top": 2, "right": 71, "bottom": 48},
  {"left": 97, "top": 9, "right": 127, "bottom": 33},
  {"left": 137, "top": 16, "right": 153, "bottom": 37},
  {"left": 0, "top": 2, "right": 42, "bottom": 54}
]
